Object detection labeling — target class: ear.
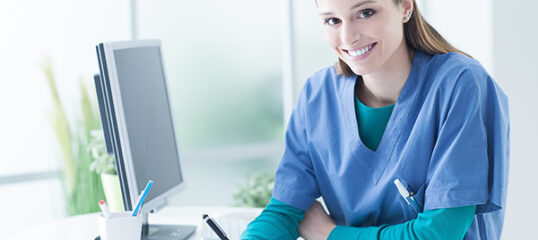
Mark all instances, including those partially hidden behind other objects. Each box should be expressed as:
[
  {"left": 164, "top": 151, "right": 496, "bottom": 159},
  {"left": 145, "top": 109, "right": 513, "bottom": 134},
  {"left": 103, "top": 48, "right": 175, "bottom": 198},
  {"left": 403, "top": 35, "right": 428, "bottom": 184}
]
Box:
[{"left": 400, "top": 0, "right": 414, "bottom": 22}]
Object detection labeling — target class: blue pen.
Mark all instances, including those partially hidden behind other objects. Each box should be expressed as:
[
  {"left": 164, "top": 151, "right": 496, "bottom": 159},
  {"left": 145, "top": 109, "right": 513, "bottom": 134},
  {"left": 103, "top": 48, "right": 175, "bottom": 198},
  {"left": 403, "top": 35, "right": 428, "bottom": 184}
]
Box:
[{"left": 132, "top": 179, "right": 153, "bottom": 216}]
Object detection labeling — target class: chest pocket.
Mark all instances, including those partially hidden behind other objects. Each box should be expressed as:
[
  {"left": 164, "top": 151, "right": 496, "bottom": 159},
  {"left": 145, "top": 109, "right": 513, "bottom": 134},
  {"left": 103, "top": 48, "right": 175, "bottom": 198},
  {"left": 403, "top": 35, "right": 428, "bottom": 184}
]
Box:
[{"left": 398, "top": 182, "right": 426, "bottom": 221}]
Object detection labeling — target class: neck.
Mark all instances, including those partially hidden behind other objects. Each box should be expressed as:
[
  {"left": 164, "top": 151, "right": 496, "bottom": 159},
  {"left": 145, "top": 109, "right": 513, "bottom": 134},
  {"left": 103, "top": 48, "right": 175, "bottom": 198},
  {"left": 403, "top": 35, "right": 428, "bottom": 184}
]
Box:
[{"left": 357, "top": 43, "right": 414, "bottom": 108}]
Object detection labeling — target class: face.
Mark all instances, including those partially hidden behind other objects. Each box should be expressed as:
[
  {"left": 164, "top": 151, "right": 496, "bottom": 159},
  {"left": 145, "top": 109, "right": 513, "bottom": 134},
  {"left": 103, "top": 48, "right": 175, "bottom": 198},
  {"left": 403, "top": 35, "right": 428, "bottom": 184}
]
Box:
[{"left": 317, "top": 0, "right": 410, "bottom": 75}]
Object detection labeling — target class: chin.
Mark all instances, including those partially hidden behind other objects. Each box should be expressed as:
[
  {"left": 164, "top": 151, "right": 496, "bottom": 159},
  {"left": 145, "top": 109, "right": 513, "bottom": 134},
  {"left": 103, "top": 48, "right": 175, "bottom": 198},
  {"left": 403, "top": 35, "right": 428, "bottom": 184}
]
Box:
[
  {"left": 348, "top": 64, "right": 374, "bottom": 76},
  {"left": 337, "top": 56, "right": 371, "bottom": 75}
]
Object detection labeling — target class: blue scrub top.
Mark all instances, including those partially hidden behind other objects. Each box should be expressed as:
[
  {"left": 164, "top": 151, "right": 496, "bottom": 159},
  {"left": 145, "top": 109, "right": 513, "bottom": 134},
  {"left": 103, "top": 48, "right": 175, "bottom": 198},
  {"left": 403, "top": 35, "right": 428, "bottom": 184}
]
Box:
[{"left": 272, "top": 51, "right": 510, "bottom": 240}]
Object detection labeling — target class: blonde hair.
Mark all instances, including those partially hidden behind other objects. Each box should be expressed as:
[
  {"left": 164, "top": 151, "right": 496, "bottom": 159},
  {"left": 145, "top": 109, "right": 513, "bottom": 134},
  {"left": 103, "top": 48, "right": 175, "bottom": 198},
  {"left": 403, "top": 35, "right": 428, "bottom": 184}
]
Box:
[{"left": 336, "top": 0, "right": 472, "bottom": 76}]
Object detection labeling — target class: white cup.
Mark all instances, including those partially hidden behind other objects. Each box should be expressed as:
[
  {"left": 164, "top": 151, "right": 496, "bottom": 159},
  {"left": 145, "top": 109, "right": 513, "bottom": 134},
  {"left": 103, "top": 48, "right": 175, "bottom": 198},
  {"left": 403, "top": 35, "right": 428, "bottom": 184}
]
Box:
[{"left": 98, "top": 211, "right": 142, "bottom": 240}]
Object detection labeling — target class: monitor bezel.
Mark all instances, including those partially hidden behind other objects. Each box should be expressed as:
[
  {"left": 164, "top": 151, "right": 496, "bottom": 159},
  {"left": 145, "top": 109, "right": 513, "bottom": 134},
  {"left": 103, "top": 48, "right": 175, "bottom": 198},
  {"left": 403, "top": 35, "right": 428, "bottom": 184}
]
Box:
[{"left": 101, "top": 39, "right": 186, "bottom": 214}]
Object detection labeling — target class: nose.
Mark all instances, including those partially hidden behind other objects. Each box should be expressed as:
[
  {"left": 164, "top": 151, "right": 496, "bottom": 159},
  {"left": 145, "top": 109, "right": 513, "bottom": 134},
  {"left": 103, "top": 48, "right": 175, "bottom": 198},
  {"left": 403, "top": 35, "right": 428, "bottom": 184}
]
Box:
[{"left": 341, "top": 22, "right": 359, "bottom": 47}]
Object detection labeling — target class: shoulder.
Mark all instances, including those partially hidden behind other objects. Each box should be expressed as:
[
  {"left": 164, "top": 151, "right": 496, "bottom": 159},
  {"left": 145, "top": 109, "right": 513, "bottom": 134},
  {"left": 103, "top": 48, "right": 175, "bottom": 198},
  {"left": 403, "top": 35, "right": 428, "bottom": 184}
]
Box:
[
  {"left": 426, "top": 52, "right": 490, "bottom": 91},
  {"left": 422, "top": 52, "right": 495, "bottom": 102},
  {"left": 299, "top": 66, "right": 350, "bottom": 103},
  {"left": 419, "top": 52, "right": 508, "bottom": 119}
]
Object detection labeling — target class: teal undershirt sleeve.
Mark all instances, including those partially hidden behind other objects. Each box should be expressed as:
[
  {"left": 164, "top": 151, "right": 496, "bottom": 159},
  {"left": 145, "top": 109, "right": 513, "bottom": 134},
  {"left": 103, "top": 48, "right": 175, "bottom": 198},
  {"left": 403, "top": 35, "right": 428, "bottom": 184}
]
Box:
[
  {"left": 241, "top": 198, "right": 476, "bottom": 240},
  {"left": 240, "top": 198, "right": 305, "bottom": 240},
  {"left": 328, "top": 205, "right": 477, "bottom": 240}
]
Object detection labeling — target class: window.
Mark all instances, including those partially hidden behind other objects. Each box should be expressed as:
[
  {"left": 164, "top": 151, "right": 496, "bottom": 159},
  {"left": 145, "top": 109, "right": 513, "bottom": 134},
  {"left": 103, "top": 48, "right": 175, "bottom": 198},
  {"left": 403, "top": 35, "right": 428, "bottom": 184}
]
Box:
[
  {"left": 137, "top": 0, "right": 284, "bottom": 150},
  {"left": 0, "top": 0, "right": 128, "bottom": 237},
  {"left": 136, "top": 0, "right": 286, "bottom": 206}
]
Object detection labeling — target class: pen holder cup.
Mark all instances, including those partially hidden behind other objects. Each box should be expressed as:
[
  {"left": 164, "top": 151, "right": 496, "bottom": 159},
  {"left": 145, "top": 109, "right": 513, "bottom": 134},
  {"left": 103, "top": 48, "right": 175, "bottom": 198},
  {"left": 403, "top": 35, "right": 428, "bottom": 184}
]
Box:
[{"left": 98, "top": 212, "right": 142, "bottom": 240}]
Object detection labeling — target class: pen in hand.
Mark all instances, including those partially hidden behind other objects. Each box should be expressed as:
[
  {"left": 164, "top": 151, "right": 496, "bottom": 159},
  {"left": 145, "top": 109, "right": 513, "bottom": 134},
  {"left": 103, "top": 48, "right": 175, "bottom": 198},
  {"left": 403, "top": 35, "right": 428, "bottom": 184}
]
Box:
[{"left": 202, "top": 214, "right": 229, "bottom": 240}]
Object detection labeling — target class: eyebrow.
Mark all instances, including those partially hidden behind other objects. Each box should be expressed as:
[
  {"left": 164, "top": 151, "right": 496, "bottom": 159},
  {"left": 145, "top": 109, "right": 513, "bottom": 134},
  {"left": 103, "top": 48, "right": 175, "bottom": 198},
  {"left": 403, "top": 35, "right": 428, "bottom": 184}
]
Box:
[{"left": 318, "top": 0, "right": 377, "bottom": 16}]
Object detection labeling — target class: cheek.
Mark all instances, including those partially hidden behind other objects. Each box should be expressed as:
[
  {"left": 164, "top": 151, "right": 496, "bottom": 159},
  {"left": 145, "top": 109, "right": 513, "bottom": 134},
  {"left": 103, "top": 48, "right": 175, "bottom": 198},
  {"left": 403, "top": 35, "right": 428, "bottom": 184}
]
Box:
[
  {"left": 323, "top": 30, "right": 340, "bottom": 50},
  {"left": 366, "top": 18, "right": 389, "bottom": 40},
  {"left": 383, "top": 18, "right": 405, "bottom": 43}
]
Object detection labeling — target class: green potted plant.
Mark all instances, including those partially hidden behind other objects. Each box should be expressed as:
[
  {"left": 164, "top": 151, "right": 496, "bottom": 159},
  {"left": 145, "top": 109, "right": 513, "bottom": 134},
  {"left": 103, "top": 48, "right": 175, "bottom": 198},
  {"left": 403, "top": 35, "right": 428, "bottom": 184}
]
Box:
[
  {"left": 43, "top": 59, "right": 108, "bottom": 215},
  {"left": 88, "top": 129, "right": 124, "bottom": 212},
  {"left": 233, "top": 172, "right": 275, "bottom": 208}
]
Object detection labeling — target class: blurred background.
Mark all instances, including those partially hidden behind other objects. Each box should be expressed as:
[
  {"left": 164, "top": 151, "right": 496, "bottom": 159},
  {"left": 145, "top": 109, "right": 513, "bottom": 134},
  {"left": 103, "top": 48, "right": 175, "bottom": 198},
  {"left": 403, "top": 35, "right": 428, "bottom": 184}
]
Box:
[{"left": 0, "top": 0, "right": 536, "bottom": 238}]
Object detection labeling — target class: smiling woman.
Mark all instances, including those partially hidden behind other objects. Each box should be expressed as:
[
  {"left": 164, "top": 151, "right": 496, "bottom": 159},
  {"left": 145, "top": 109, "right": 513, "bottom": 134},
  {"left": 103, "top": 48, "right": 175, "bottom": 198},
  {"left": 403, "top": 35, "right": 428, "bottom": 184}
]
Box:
[{"left": 240, "top": 0, "right": 509, "bottom": 239}]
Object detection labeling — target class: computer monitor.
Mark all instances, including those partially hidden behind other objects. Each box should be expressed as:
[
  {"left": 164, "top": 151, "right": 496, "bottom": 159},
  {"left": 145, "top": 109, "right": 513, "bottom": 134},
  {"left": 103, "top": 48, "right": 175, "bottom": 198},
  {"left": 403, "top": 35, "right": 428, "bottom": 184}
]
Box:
[{"left": 94, "top": 39, "right": 196, "bottom": 239}]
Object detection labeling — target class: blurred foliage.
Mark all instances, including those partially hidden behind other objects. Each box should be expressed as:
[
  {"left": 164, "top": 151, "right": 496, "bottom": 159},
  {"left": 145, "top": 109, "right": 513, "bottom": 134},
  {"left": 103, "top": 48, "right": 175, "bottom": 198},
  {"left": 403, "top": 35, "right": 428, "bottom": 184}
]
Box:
[
  {"left": 88, "top": 130, "right": 116, "bottom": 175},
  {"left": 167, "top": 52, "right": 284, "bottom": 151},
  {"left": 232, "top": 172, "right": 274, "bottom": 208},
  {"left": 42, "top": 59, "right": 106, "bottom": 216},
  {"left": 173, "top": 75, "right": 283, "bottom": 149}
]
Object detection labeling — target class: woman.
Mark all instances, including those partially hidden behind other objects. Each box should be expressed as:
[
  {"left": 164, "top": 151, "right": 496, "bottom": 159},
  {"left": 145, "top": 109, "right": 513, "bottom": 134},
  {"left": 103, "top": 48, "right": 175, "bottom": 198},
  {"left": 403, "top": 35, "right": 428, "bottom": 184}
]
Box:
[{"left": 241, "top": 0, "right": 509, "bottom": 239}]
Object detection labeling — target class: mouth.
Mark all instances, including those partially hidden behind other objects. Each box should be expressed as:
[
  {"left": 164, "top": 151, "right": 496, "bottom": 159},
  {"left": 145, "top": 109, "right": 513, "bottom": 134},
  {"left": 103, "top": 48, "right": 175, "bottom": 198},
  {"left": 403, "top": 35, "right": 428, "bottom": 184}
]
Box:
[{"left": 343, "top": 42, "right": 377, "bottom": 60}]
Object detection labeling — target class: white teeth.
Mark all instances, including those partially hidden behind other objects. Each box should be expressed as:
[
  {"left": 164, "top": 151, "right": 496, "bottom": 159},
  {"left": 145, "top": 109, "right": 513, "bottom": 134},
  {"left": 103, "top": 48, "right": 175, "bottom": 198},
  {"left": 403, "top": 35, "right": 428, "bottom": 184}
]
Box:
[{"left": 348, "top": 44, "right": 373, "bottom": 57}]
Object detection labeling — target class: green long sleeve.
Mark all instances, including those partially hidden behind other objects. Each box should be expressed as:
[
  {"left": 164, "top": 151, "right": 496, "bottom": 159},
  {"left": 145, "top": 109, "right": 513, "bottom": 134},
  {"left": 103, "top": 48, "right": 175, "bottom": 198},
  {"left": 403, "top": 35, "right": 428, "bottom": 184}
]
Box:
[
  {"left": 241, "top": 197, "right": 476, "bottom": 240},
  {"left": 328, "top": 205, "right": 477, "bottom": 240},
  {"left": 240, "top": 198, "right": 305, "bottom": 240}
]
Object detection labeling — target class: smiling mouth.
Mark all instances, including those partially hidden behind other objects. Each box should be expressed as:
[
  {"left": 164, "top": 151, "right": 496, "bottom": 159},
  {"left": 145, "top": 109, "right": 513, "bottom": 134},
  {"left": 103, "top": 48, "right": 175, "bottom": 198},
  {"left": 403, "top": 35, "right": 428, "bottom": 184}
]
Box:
[{"left": 343, "top": 42, "right": 377, "bottom": 58}]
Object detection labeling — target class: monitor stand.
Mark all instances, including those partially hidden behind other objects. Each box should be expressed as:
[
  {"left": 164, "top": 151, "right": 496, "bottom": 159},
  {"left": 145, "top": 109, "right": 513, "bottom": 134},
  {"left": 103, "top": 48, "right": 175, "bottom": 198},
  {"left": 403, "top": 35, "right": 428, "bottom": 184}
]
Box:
[
  {"left": 141, "top": 223, "right": 197, "bottom": 240},
  {"left": 140, "top": 211, "right": 197, "bottom": 240}
]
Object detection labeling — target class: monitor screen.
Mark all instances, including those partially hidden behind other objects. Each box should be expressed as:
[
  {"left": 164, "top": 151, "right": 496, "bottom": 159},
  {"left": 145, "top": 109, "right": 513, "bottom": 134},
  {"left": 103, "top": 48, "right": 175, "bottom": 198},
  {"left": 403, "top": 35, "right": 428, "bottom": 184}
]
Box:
[
  {"left": 95, "top": 40, "right": 186, "bottom": 213},
  {"left": 111, "top": 46, "right": 183, "bottom": 204},
  {"left": 95, "top": 40, "right": 196, "bottom": 239}
]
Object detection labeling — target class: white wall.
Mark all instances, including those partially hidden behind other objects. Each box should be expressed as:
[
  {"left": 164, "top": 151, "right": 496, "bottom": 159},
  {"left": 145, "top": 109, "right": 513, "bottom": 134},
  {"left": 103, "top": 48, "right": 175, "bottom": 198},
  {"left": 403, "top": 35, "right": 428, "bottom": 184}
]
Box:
[
  {"left": 421, "top": 0, "right": 494, "bottom": 75},
  {"left": 492, "top": 0, "right": 538, "bottom": 238}
]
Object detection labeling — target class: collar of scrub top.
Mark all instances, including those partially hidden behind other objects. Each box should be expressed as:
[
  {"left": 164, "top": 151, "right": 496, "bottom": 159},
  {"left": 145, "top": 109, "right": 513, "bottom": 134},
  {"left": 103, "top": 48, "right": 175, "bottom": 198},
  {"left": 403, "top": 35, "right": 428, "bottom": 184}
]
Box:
[{"left": 341, "top": 51, "right": 429, "bottom": 185}]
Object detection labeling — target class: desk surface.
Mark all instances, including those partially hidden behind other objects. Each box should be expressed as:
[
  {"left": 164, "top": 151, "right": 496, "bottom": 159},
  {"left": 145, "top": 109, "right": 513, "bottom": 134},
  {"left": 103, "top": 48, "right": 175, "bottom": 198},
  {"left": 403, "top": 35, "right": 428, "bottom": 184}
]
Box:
[{"left": 9, "top": 206, "right": 262, "bottom": 240}]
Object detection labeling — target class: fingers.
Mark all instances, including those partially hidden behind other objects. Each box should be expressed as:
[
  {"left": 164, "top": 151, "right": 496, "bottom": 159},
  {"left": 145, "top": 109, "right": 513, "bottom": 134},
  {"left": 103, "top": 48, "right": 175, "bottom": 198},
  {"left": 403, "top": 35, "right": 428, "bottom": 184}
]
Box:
[
  {"left": 307, "top": 200, "right": 322, "bottom": 211},
  {"left": 306, "top": 201, "right": 320, "bottom": 213}
]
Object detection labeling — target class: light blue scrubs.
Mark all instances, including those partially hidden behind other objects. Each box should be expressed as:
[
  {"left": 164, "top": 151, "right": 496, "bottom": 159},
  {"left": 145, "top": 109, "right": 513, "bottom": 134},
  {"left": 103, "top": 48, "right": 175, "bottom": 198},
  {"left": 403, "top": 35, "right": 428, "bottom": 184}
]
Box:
[{"left": 272, "top": 51, "right": 509, "bottom": 239}]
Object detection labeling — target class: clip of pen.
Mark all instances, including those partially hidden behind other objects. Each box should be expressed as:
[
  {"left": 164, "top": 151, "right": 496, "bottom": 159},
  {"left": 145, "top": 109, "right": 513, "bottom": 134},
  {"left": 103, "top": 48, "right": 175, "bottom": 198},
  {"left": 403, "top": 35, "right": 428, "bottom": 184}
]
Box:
[
  {"left": 394, "top": 179, "right": 423, "bottom": 213},
  {"left": 202, "top": 214, "right": 229, "bottom": 240}
]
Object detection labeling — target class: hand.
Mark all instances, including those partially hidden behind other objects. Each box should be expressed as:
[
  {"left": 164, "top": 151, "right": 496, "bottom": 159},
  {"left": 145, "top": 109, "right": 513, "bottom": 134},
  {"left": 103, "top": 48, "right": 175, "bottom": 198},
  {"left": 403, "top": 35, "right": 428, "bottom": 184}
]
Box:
[{"left": 298, "top": 201, "right": 337, "bottom": 240}]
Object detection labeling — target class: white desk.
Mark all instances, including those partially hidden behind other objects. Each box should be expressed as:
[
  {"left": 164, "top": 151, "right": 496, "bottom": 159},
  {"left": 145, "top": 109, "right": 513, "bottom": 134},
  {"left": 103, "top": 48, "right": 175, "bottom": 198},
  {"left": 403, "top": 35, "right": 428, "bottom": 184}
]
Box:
[{"left": 9, "top": 206, "right": 262, "bottom": 240}]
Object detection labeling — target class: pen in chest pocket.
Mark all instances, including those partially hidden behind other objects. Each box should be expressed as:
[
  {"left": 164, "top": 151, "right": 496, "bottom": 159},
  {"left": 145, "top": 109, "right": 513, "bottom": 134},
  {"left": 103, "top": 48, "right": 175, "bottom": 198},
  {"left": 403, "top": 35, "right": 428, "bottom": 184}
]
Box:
[{"left": 394, "top": 179, "right": 423, "bottom": 213}]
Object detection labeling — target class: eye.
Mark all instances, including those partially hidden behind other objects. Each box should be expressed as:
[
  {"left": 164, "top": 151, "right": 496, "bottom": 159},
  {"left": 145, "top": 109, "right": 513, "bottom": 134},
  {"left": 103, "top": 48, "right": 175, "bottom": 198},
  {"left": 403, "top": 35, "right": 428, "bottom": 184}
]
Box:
[
  {"left": 358, "top": 9, "right": 376, "bottom": 19},
  {"left": 324, "top": 17, "right": 341, "bottom": 26}
]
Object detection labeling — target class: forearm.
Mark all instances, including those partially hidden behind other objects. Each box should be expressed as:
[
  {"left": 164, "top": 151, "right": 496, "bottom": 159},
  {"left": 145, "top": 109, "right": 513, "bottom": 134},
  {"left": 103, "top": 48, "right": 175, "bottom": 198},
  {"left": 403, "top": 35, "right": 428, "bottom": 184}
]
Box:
[
  {"left": 328, "top": 205, "right": 477, "bottom": 240},
  {"left": 240, "top": 197, "right": 305, "bottom": 240}
]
